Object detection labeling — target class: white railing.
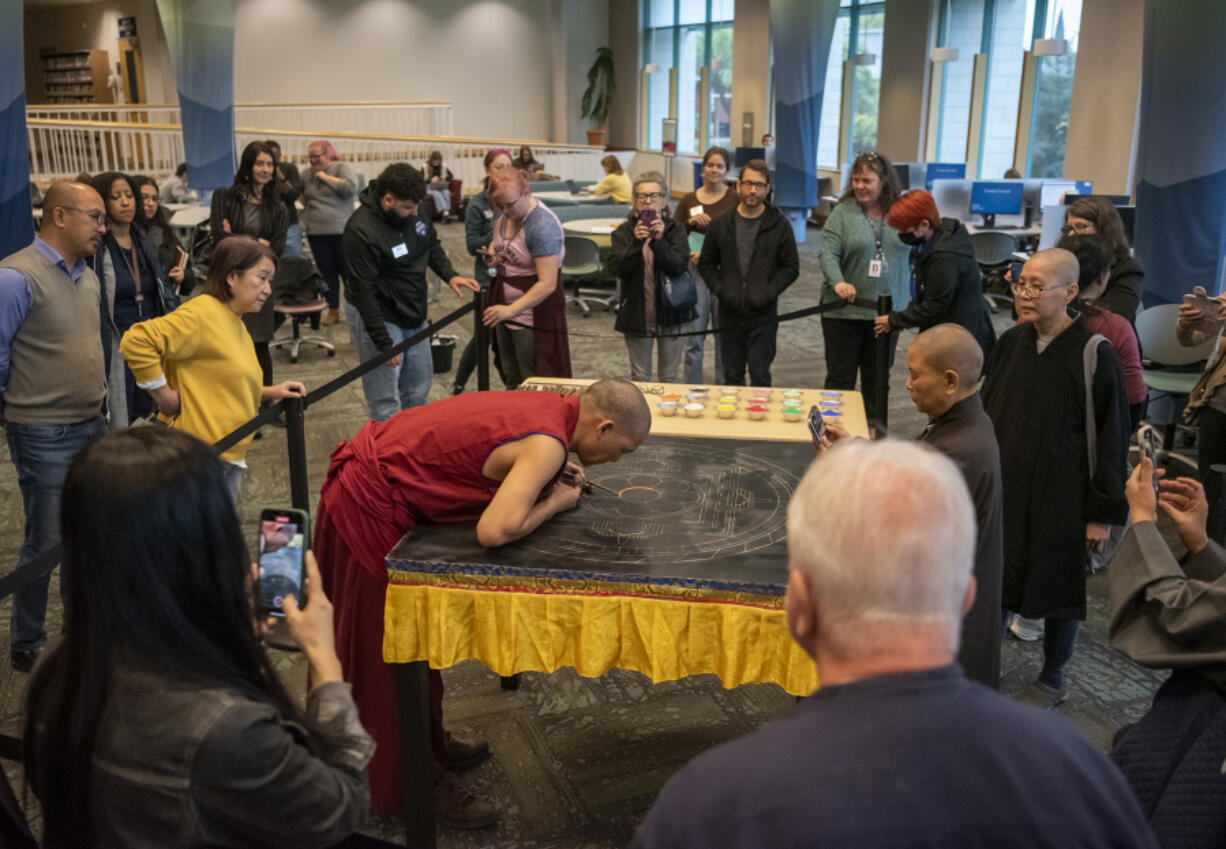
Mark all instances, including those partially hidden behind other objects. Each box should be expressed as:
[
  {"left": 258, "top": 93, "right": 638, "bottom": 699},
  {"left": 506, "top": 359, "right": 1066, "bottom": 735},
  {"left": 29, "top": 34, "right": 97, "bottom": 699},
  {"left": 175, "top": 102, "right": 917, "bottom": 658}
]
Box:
[
  {"left": 26, "top": 101, "right": 455, "bottom": 138},
  {"left": 26, "top": 118, "right": 606, "bottom": 191}
]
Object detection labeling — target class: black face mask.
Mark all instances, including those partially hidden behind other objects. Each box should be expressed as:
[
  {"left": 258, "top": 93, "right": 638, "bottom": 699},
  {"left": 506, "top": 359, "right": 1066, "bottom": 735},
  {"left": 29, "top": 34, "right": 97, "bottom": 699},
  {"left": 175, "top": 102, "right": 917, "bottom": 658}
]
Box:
[{"left": 898, "top": 231, "right": 925, "bottom": 247}]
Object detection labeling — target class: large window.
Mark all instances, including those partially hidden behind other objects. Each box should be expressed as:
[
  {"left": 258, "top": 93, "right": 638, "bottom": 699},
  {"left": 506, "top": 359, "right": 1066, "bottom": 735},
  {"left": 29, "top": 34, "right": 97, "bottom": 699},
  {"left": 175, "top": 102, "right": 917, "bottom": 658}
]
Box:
[
  {"left": 642, "top": 0, "right": 734, "bottom": 153},
  {"left": 816, "top": 0, "right": 885, "bottom": 171},
  {"left": 1026, "top": 0, "right": 1082, "bottom": 177},
  {"left": 934, "top": 0, "right": 1083, "bottom": 177}
]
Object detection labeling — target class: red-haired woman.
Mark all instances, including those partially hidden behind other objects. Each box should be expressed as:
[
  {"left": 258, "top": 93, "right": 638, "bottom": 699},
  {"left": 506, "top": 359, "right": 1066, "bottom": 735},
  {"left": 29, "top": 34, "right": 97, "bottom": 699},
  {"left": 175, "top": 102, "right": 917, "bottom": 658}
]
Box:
[{"left": 876, "top": 189, "right": 996, "bottom": 358}]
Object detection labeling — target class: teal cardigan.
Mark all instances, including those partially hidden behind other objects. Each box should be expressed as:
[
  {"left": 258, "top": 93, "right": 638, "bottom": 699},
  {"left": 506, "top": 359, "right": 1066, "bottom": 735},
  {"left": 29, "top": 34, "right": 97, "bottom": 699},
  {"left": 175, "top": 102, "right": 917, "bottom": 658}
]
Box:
[{"left": 819, "top": 199, "right": 912, "bottom": 321}]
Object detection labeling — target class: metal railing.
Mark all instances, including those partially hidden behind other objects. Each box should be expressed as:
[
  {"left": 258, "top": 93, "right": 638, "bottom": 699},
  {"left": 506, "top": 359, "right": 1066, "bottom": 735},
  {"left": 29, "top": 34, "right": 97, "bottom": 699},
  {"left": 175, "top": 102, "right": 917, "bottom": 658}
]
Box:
[
  {"left": 26, "top": 118, "right": 607, "bottom": 189},
  {"left": 26, "top": 100, "right": 455, "bottom": 137}
]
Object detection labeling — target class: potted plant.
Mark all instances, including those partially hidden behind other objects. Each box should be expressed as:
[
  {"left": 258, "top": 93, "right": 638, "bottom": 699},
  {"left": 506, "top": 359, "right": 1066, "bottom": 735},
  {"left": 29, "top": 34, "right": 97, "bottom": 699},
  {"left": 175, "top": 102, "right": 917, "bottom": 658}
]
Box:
[{"left": 581, "top": 47, "right": 616, "bottom": 148}]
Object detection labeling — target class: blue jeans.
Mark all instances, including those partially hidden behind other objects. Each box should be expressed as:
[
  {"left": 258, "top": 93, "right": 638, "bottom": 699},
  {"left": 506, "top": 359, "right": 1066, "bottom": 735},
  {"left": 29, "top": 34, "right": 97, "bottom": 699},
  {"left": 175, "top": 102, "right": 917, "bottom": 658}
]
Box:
[
  {"left": 346, "top": 305, "right": 433, "bottom": 421},
  {"left": 284, "top": 223, "right": 305, "bottom": 258},
  {"left": 684, "top": 264, "right": 721, "bottom": 385},
  {"left": 5, "top": 414, "right": 106, "bottom": 652}
]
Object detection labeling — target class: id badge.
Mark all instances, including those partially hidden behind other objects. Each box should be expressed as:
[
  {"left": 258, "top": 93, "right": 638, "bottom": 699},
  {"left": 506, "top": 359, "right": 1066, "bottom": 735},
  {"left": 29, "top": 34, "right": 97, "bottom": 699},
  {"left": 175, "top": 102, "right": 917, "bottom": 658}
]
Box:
[
  {"left": 391, "top": 242, "right": 408, "bottom": 259},
  {"left": 868, "top": 259, "right": 883, "bottom": 278}
]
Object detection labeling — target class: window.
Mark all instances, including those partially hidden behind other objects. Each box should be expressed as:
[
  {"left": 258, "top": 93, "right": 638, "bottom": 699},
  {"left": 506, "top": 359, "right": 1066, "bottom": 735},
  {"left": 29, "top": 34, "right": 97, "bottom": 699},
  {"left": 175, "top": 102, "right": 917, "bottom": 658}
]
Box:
[
  {"left": 642, "top": 0, "right": 735, "bottom": 154},
  {"left": 816, "top": 0, "right": 885, "bottom": 171},
  {"left": 1026, "top": 0, "right": 1082, "bottom": 177},
  {"left": 933, "top": 0, "right": 1083, "bottom": 178}
]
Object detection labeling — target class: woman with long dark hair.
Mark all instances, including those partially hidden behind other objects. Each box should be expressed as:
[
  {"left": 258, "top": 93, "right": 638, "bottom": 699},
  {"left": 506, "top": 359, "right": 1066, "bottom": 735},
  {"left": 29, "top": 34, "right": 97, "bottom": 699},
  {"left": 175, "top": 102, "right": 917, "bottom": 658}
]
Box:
[
  {"left": 1063, "top": 195, "right": 1144, "bottom": 321},
  {"left": 818, "top": 150, "right": 912, "bottom": 423},
  {"left": 89, "top": 171, "right": 180, "bottom": 428},
  {"left": 210, "top": 140, "right": 288, "bottom": 391},
  {"left": 133, "top": 173, "right": 193, "bottom": 296},
  {"left": 23, "top": 426, "right": 374, "bottom": 847}
]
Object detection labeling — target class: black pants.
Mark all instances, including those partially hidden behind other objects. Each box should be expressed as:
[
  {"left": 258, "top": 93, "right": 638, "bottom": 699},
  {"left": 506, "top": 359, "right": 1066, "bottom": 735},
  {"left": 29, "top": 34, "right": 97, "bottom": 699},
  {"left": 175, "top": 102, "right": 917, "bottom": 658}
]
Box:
[
  {"left": 308, "top": 233, "right": 345, "bottom": 309},
  {"left": 821, "top": 316, "right": 898, "bottom": 425},
  {"left": 1197, "top": 406, "right": 1226, "bottom": 543},
  {"left": 254, "top": 341, "right": 273, "bottom": 387},
  {"left": 718, "top": 302, "right": 777, "bottom": 387}
]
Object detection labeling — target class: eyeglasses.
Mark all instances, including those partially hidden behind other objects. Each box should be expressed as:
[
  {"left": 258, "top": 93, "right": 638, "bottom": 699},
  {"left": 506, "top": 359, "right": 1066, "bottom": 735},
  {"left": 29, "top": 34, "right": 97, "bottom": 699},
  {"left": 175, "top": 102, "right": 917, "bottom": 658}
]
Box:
[
  {"left": 739, "top": 180, "right": 769, "bottom": 191},
  {"left": 1010, "top": 281, "right": 1070, "bottom": 298},
  {"left": 1061, "top": 222, "right": 1094, "bottom": 235},
  {"left": 60, "top": 207, "right": 106, "bottom": 224},
  {"left": 855, "top": 152, "right": 882, "bottom": 164},
  {"left": 634, "top": 192, "right": 665, "bottom": 201}
]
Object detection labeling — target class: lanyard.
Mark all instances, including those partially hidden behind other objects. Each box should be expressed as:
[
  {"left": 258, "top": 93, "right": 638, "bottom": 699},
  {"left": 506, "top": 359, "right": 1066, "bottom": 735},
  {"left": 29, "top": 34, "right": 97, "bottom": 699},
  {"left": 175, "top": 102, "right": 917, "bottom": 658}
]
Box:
[
  {"left": 863, "top": 208, "right": 884, "bottom": 260},
  {"left": 117, "top": 240, "right": 146, "bottom": 314}
]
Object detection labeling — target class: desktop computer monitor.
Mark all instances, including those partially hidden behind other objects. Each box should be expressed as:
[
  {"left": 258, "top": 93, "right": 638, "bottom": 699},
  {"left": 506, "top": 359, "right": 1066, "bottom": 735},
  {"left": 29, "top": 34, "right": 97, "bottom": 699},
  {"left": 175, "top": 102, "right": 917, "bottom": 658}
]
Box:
[
  {"left": 925, "top": 163, "right": 967, "bottom": 190},
  {"left": 735, "top": 146, "right": 766, "bottom": 167},
  {"left": 1074, "top": 180, "right": 1093, "bottom": 194},
  {"left": 1039, "top": 180, "right": 1076, "bottom": 209},
  {"left": 894, "top": 163, "right": 913, "bottom": 191},
  {"left": 969, "top": 181, "right": 1024, "bottom": 227}
]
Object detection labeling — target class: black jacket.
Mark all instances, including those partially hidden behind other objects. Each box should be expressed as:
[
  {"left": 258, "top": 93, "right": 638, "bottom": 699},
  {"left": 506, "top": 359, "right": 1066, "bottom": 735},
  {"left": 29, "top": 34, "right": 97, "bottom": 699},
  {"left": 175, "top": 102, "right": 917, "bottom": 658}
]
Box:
[
  {"left": 342, "top": 182, "right": 459, "bottom": 351},
  {"left": 608, "top": 214, "right": 696, "bottom": 334},
  {"left": 891, "top": 218, "right": 996, "bottom": 357},
  {"left": 209, "top": 187, "right": 288, "bottom": 256},
  {"left": 1099, "top": 254, "right": 1144, "bottom": 321},
  {"left": 697, "top": 203, "right": 799, "bottom": 316}
]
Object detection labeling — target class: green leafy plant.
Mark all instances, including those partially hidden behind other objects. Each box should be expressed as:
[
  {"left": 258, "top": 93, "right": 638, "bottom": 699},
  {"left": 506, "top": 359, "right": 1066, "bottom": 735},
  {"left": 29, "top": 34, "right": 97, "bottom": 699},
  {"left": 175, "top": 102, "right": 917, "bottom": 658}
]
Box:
[{"left": 581, "top": 47, "right": 616, "bottom": 129}]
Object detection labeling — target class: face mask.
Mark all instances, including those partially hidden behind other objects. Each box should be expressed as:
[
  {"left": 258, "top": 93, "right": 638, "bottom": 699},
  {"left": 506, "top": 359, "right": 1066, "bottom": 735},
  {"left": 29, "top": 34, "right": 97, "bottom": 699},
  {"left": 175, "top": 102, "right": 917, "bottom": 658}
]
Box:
[{"left": 898, "top": 231, "right": 925, "bottom": 247}]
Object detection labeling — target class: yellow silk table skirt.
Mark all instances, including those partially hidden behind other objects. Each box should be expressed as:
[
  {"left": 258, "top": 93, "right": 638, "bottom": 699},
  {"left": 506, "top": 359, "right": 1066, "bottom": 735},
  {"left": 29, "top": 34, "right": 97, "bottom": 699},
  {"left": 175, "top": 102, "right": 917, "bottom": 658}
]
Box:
[{"left": 383, "top": 574, "right": 818, "bottom": 696}]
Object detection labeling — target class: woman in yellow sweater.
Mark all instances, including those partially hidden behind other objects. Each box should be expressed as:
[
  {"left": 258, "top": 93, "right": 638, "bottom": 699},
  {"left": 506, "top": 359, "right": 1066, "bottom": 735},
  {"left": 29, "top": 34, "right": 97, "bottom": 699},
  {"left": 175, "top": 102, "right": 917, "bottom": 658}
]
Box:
[
  {"left": 591, "top": 155, "right": 632, "bottom": 203},
  {"left": 120, "top": 236, "right": 306, "bottom": 500}
]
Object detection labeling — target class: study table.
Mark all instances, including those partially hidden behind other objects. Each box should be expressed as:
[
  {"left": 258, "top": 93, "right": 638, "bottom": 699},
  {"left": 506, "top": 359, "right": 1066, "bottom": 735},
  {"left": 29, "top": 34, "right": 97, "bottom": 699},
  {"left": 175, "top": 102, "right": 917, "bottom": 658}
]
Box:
[{"left": 383, "top": 380, "right": 866, "bottom": 845}]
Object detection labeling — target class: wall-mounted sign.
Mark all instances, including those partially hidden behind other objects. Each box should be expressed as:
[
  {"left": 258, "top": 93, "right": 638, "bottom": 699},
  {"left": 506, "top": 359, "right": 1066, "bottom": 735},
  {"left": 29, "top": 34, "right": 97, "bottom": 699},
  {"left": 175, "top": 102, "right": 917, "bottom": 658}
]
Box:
[{"left": 118, "top": 16, "right": 137, "bottom": 38}]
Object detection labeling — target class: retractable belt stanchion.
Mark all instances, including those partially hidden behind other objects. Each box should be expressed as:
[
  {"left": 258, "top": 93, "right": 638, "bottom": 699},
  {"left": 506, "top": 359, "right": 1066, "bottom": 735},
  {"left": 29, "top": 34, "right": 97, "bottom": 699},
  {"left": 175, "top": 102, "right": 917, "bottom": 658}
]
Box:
[
  {"left": 284, "top": 395, "right": 310, "bottom": 512},
  {"left": 474, "top": 286, "right": 490, "bottom": 392},
  {"left": 874, "top": 294, "right": 893, "bottom": 431}
]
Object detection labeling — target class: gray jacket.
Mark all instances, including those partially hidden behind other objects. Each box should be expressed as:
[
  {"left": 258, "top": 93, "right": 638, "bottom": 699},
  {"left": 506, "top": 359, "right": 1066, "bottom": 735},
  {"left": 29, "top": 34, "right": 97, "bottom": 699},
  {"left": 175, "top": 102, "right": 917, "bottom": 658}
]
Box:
[
  {"left": 84, "top": 666, "right": 374, "bottom": 848},
  {"left": 301, "top": 162, "right": 359, "bottom": 236}
]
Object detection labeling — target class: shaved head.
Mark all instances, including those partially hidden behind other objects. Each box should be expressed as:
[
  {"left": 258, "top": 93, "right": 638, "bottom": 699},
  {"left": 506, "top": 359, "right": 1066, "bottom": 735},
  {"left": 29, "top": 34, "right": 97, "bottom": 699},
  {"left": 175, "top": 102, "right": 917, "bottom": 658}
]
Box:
[
  {"left": 42, "top": 180, "right": 99, "bottom": 216},
  {"left": 572, "top": 379, "right": 651, "bottom": 466},
  {"left": 1027, "top": 248, "right": 1080, "bottom": 288},
  {"left": 911, "top": 324, "right": 984, "bottom": 387},
  {"left": 38, "top": 180, "right": 105, "bottom": 263},
  {"left": 583, "top": 379, "right": 651, "bottom": 439}
]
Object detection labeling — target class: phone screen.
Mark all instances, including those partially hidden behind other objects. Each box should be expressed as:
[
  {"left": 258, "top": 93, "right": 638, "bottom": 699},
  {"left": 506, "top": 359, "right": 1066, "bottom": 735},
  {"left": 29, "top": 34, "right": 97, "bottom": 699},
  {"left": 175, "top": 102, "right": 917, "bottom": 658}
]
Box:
[
  {"left": 258, "top": 509, "right": 308, "bottom": 617},
  {"left": 1137, "top": 425, "right": 1160, "bottom": 493},
  {"left": 807, "top": 405, "right": 826, "bottom": 443},
  {"left": 1010, "top": 260, "right": 1024, "bottom": 281}
]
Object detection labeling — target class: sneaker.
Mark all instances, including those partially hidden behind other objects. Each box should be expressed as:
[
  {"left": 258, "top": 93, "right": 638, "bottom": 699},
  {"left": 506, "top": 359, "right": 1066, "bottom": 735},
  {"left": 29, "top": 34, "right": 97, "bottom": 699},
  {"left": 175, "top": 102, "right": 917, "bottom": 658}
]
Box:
[
  {"left": 322, "top": 308, "right": 340, "bottom": 327},
  {"left": 433, "top": 772, "right": 497, "bottom": 829},
  {"left": 443, "top": 732, "right": 490, "bottom": 772},
  {"left": 10, "top": 646, "right": 42, "bottom": 674},
  {"left": 1015, "top": 680, "right": 1069, "bottom": 710},
  {"left": 1009, "top": 615, "right": 1045, "bottom": 642}
]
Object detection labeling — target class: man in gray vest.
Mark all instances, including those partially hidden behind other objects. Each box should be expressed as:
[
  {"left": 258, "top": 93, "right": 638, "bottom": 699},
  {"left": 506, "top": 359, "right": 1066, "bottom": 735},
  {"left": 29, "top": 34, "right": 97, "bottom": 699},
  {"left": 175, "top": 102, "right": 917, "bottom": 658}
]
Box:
[{"left": 0, "top": 181, "right": 109, "bottom": 672}]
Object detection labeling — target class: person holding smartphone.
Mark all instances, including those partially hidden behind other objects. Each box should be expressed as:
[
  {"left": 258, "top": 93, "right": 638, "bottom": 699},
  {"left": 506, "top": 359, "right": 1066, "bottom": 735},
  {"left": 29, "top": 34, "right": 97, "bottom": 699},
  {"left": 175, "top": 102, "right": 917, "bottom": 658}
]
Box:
[
  {"left": 23, "top": 427, "right": 382, "bottom": 848},
  {"left": 133, "top": 174, "right": 193, "bottom": 297},
  {"left": 607, "top": 171, "right": 695, "bottom": 382}
]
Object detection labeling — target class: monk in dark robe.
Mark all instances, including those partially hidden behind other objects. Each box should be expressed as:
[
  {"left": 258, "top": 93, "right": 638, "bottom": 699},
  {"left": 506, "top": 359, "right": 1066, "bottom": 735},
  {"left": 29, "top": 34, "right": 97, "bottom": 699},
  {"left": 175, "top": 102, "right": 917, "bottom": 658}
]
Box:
[
  {"left": 981, "top": 248, "right": 1129, "bottom": 709},
  {"left": 907, "top": 324, "right": 1005, "bottom": 689},
  {"left": 314, "top": 379, "right": 650, "bottom": 826}
]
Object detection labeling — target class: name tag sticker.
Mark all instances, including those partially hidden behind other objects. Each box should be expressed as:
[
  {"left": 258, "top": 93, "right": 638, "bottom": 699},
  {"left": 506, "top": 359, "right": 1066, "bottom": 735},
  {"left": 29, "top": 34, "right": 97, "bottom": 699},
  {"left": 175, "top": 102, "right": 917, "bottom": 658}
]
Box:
[
  {"left": 484, "top": 209, "right": 493, "bottom": 219},
  {"left": 391, "top": 243, "right": 408, "bottom": 259},
  {"left": 868, "top": 259, "right": 883, "bottom": 278},
  {"left": 691, "top": 204, "right": 704, "bottom": 216}
]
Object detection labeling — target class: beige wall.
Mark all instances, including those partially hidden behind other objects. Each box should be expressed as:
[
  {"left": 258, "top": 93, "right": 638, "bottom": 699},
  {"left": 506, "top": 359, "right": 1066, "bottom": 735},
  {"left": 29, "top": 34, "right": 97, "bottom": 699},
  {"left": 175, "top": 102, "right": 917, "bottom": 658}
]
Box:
[
  {"left": 23, "top": 0, "right": 176, "bottom": 104},
  {"left": 1063, "top": 0, "right": 1144, "bottom": 195},
  {"left": 730, "top": 0, "right": 770, "bottom": 148},
  {"left": 606, "top": 0, "right": 640, "bottom": 150},
  {"left": 875, "top": 0, "right": 934, "bottom": 164}
]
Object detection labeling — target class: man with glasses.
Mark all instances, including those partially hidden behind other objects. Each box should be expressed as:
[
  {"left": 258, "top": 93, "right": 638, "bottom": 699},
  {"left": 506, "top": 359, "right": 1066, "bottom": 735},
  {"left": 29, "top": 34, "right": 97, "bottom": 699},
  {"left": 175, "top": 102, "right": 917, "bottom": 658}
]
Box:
[
  {"left": 697, "top": 159, "right": 799, "bottom": 386},
  {"left": 0, "top": 181, "right": 110, "bottom": 672},
  {"left": 981, "top": 248, "right": 1130, "bottom": 709}
]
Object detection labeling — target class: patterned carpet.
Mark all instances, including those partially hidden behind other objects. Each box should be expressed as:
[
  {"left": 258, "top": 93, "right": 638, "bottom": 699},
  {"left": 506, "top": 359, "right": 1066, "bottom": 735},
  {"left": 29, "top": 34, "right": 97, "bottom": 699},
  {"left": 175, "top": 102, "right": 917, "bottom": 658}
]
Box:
[{"left": 0, "top": 219, "right": 1174, "bottom": 846}]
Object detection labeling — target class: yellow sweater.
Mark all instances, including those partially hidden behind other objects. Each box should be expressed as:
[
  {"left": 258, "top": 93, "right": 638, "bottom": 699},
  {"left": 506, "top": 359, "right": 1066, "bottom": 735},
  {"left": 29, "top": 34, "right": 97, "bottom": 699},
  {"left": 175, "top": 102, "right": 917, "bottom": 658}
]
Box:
[
  {"left": 120, "top": 294, "right": 262, "bottom": 463},
  {"left": 593, "top": 171, "right": 632, "bottom": 203}
]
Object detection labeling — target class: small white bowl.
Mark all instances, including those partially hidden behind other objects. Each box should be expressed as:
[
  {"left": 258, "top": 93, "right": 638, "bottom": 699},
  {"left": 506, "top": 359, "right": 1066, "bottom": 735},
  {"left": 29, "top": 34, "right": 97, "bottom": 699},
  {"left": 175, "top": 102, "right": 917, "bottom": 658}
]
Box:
[
  {"left": 716, "top": 404, "right": 736, "bottom": 419},
  {"left": 684, "top": 403, "right": 705, "bottom": 418},
  {"left": 782, "top": 409, "right": 804, "bottom": 423},
  {"left": 781, "top": 389, "right": 804, "bottom": 398},
  {"left": 718, "top": 395, "right": 739, "bottom": 406},
  {"left": 719, "top": 386, "right": 741, "bottom": 395},
  {"left": 747, "top": 405, "right": 767, "bottom": 421},
  {"left": 689, "top": 386, "right": 710, "bottom": 394},
  {"left": 686, "top": 393, "right": 708, "bottom": 403},
  {"left": 658, "top": 401, "right": 678, "bottom": 416}
]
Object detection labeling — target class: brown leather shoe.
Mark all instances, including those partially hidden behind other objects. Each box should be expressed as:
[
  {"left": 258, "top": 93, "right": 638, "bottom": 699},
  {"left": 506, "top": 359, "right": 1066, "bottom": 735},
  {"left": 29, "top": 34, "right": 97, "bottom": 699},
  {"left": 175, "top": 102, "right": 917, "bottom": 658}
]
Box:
[
  {"left": 433, "top": 772, "right": 497, "bottom": 829},
  {"left": 321, "top": 308, "right": 340, "bottom": 326},
  {"left": 443, "top": 732, "right": 490, "bottom": 771}
]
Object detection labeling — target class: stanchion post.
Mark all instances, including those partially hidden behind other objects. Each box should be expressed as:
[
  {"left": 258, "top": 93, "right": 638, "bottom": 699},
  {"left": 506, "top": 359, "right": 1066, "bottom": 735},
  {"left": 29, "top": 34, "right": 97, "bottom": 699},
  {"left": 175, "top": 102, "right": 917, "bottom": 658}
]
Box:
[
  {"left": 284, "top": 395, "right": 310, "bottom": 512},
  {"left": 874, "top": 294, "right": 893, "bottom": 431},
  {"left": 474, "top": 286, "right": 490, "bottom": 392}
]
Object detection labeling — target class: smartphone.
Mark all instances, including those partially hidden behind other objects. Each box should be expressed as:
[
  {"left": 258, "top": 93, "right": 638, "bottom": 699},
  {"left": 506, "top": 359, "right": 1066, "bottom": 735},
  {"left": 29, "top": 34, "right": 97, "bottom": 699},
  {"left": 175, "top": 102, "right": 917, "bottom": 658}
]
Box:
[
  {"left": 807, "top": 405, "right": 826, "bottom": 443},
  {"left": 257, "top": 508, "right": 309, "bottom": 618},
  {"left": 1137, "top": 425, "right": 1160, "bottom": 493},
  {"left": 1009, "top": 259, "right": 1024, "bottom": 281},
  {"left": 639, "top": 208, "right": 659, "bottom": 227}
]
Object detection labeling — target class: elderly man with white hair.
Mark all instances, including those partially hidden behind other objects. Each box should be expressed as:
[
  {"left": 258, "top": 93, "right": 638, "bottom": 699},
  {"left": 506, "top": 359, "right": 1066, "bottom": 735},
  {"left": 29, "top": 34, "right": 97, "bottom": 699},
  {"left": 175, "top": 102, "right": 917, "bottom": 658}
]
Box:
[{"left": 633, "top": 439, "right": 1156, "bottom": 849}]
